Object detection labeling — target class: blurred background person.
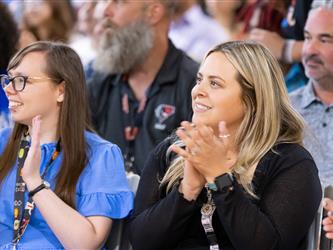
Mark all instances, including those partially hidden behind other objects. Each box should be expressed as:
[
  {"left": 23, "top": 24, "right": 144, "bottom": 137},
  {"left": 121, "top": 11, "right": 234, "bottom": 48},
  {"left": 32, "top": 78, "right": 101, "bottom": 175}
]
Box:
[
  {"left": 70, "top": 1, "right": 106, "bottom": 81},
  {"left": 19, "top": 0, "right": 76, "bottom": 48},
  {"left": 249, "top": 0, "right": 313, "bottom": 91},
  {"left": 0, "top": 2, "right": 19, "bottom": 129},
  {"left": 70, "top": 1, "right": 106, "bottom": 66},
  {"left": 204, "top": 0, "right": 246, "bottom": 41},
  {"left": 289, "top": 5, "right": 333, "bottom": 186},
  {"left": 169, "top": 0, "right": 228, "bottom": 62},
  {"left": 239, "top": 0, "right": 289, "bottom": 35},
  {"left": 88, "top": 0, "right": 199, "bottom": 175},
  {"left": 70, "top": 1, "right": 98, "bottom": 67}
]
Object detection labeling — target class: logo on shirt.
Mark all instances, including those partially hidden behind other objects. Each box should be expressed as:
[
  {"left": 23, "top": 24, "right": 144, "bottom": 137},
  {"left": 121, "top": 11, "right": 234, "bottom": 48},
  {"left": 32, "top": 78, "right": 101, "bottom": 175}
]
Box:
[{"left": 154, "top": 104, "right": 176, "bottom": 130}]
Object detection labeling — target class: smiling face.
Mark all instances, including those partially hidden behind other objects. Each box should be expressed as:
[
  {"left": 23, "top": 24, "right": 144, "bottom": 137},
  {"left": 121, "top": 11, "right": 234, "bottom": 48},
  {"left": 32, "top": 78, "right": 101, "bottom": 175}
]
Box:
[
  {"left": 191, "top": 52, "right": 245, "bottom": 135},
  {"left": 302, "top": 8, "right": 333, "bottom": 84},
  {"left": 4, "top": 52, "right": 63, "bottom": 127}
]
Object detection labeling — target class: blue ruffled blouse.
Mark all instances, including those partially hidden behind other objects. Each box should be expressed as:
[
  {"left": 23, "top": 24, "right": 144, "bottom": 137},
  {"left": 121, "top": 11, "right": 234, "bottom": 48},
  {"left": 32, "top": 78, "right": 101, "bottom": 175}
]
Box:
[{"left": 0, "top": 128, "right": 134, "bottom": 249}]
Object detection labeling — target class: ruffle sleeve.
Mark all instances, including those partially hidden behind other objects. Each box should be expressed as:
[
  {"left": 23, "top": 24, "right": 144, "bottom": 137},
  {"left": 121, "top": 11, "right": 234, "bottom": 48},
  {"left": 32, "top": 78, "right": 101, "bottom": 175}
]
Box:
[
  {"left": 76, "top": 133, "right": 134, "bottom": 219},
  {"left": 77, "top": 191, "right": 134, "bottom": 219}
]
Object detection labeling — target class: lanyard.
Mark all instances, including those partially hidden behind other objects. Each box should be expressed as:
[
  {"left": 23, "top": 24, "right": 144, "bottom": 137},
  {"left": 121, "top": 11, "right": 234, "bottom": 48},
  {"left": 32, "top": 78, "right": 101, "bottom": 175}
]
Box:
[
  {"left": 121, "top": 80, "right": 147, "bottom": 173},
  {"left": 201, "top": 187, "right": 220, "bottom": 250},
  {"left": 12, "top": 132, "right": 61, "bottom": 246}
]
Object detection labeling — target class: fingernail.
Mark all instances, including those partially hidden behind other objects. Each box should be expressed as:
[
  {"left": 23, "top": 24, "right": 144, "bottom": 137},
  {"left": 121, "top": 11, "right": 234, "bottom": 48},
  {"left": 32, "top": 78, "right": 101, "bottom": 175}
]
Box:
[{"left": 328, "top": 211, "right": 333, "bottom": 217}]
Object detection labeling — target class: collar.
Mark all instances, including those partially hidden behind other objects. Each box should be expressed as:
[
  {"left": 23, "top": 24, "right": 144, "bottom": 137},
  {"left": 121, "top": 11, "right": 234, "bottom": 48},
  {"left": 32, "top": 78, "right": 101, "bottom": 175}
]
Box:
[{"left": 300, "top": 81, "right": 321, "bottom": 109}]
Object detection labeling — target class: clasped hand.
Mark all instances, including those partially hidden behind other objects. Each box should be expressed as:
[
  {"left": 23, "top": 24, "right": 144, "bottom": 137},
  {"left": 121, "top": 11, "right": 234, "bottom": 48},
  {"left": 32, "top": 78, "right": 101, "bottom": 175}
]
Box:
[{"left": 171, "top": 121, "right": 237, "bottom": 186}]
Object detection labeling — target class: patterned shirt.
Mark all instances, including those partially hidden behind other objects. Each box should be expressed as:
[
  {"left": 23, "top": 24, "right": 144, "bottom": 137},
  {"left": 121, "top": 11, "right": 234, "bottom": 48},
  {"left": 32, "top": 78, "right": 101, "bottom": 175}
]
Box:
[{"left": 290, "top": 81, "right": 333, "bottom": 186}]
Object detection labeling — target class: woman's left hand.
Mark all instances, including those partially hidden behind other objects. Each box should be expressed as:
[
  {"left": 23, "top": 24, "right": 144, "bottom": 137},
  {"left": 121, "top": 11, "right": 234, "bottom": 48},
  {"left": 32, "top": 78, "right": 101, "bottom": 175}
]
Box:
[
  {"left": 174, "top": 121, "right": 237, "bottom": 183},
  {"left": 21, "top": 115, "right": 43, "bottom": 190}
]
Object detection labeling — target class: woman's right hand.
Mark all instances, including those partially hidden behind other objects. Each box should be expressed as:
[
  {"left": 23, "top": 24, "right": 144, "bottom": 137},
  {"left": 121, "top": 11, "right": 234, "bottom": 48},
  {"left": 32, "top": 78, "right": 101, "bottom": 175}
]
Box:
[
  {"left": 171, "top": 144, "right": 205, "bottom": 201},
  {"left": 180, "top": 160, "right": 205, "bottom": 201},
  {"left": 21, "top": 115, "right": 43, "bottom": 191}
]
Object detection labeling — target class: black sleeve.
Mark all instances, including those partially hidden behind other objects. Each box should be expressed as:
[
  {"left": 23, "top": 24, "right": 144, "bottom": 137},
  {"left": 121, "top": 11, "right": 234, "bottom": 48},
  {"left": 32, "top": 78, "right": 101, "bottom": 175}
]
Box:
[
  {"left": 129, "top": 139, "right": 201, "bottom": 250},
  {"left": 213, "top": 158, "right": 322, "bottom": 250}
]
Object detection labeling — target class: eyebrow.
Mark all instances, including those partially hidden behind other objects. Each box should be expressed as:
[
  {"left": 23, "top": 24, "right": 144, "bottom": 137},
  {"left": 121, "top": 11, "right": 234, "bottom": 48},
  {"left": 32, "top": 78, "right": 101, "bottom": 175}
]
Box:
[
  {"left": 304, "top": 30, "right": 333, "bottom": 39},
  {"left": 197, "top": 72, "right": 226, "bottom": 83},
  {"left": 8, "top": 71, "right": 25, "bottom": 76}
]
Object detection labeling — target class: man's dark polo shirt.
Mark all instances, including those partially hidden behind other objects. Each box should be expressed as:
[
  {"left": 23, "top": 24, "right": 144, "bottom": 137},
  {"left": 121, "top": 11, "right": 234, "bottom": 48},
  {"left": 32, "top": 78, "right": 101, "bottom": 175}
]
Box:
[{"left": 88, "top": 41, "right": 199, "bottom": 174}]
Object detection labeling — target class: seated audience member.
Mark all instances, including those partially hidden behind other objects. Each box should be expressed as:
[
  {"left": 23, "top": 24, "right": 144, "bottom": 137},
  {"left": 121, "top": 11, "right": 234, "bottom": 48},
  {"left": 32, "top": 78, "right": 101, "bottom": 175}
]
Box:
[
  {"left": 246, "top": 0, "right": 308, "bottom": 91},
  {"left": 130, "top": 41, "right": 322, "bottom": 250},
  {"left": 289, "top": 6, "right": 333, "bottom": 186},
  {"left": 0, "top": 41, "right": 133, "bottom": 249},
  {"left": 250, "top": 0, "right": 333, "bottom": 64},
  {"left": 19, "top": 0, "right": 76, "bottom": 48},
  {"left": 169, "top": 0, "right": 228, "bottom": 62},
  {"left": 88, "top": 0, "right": 199, "bottom": 174},
  {"left": 0, "top": 2, "right": 19, "bottom": 129},
  {"left": 249, "top": 0, "right": 312, "bottom": 64},
  {"left": 70, "top": 1, "right": 106, "bottom": 72},
  {"left": 204, "top": 0, "right": 245, "bottom": 41}
]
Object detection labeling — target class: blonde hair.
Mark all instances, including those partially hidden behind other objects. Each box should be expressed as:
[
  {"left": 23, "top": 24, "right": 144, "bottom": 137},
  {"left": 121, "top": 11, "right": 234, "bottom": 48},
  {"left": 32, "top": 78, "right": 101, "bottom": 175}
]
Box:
[{"left": 161, "top": 41, "right": 305, "bottom": 196}]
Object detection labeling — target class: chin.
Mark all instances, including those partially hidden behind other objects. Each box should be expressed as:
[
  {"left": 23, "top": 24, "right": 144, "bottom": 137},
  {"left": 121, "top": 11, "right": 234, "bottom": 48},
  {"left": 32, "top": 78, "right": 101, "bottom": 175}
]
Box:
[
  {"left": 191, "top": 115, "right": 203, "bottom": 125},
  {"left": 11, "top": 116, "right": 30, "bottom": 126},
  {"left": 192, "top": 116, "right": 210, "bottom": 127}
]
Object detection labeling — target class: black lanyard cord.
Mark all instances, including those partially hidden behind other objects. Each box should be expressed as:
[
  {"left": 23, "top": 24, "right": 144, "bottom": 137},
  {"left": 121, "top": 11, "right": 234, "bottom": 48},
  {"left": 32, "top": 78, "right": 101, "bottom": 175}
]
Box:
[{"left": 12, "top": 133, "right": 61, "bottom": 245}]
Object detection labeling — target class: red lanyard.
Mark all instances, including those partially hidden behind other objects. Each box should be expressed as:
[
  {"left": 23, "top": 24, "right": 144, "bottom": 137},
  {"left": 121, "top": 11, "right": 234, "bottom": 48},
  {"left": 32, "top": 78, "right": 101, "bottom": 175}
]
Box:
[{"left": 12, "top": 132, "right": 60, "bottom": 246}]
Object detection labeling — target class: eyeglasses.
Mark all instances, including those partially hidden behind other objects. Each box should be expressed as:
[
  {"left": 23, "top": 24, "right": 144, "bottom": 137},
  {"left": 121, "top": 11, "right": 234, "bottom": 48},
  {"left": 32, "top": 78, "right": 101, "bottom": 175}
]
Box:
[{"left": 0, "top": 74, "right": 58, "bottom": 92}]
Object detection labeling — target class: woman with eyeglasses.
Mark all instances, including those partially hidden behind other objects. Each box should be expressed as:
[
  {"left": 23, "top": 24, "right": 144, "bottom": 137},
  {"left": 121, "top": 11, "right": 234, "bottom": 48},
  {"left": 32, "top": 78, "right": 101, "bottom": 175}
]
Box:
[
  {"left": 129, "top": 41, "right": 322, "bottom": 250},
  {"left": 0, "top": 41, "right": 133, "bottom": 249}
]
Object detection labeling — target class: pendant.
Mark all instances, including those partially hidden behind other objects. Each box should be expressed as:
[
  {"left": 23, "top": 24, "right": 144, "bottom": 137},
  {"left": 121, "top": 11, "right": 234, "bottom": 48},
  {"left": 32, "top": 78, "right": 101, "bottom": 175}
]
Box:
[{"left": 201, "top": 203, "right": 215, "bottom": 217}]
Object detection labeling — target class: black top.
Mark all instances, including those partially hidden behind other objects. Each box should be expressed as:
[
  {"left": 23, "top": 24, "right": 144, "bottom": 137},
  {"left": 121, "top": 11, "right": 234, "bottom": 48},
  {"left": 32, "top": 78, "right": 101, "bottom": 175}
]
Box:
[
  {"left": 130, "top": 137, "right": 322, "bottom": 250},
  {"left": 87, "top": 41, "right": 199, "bottom": 174}
]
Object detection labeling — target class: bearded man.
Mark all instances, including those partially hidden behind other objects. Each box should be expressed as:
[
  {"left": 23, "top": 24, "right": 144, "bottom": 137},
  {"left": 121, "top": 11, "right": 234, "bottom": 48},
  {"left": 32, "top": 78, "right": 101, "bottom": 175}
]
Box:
[{"left": 87, "top": 0, "right": 199, "bottom": 175}]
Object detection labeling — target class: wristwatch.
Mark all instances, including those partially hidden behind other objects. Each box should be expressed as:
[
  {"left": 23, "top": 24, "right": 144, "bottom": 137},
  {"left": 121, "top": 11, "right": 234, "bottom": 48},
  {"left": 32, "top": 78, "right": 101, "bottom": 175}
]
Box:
[
  {"left": 207, "top": 173, "right": 235, "bottom": 193},
  {"left": 28, "top": 180, "right": 51, "bottom": 197}
]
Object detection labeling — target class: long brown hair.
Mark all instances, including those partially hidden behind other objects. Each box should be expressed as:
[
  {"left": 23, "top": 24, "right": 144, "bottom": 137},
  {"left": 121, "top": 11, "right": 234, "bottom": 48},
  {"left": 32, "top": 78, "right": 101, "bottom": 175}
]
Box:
[{"left": 0, "top": 41, "right": 92, "bottom": 208}]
